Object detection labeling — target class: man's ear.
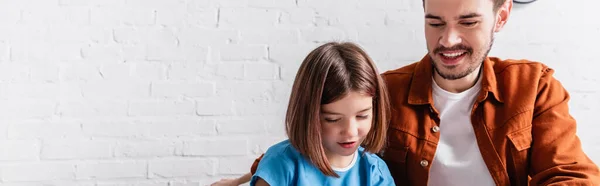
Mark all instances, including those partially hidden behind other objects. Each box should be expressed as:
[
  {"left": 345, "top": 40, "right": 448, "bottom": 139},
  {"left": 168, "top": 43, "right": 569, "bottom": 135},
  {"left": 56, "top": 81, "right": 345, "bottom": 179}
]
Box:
[{"left": 494, "top": 0, "right": 513, "bottom": 33}]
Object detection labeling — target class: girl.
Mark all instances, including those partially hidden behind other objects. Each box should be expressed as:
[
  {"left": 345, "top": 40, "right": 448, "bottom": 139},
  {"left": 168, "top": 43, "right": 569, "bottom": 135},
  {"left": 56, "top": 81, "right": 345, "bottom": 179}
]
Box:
[{"left": 214, "top": 42, "right": 395, "bottom": 186}]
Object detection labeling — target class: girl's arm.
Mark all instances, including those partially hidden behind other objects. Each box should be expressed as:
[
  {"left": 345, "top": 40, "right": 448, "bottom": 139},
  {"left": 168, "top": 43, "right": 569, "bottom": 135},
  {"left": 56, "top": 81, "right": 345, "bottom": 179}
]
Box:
[{"left": 253, "top": 177, "right": 270, "bottom": 186}]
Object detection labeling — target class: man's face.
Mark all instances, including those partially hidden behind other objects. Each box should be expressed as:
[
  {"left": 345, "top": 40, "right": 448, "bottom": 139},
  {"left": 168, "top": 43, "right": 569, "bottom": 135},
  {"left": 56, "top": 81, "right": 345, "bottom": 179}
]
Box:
[{"left": 424, "top": 0, "right": 499, "bottom": 80}]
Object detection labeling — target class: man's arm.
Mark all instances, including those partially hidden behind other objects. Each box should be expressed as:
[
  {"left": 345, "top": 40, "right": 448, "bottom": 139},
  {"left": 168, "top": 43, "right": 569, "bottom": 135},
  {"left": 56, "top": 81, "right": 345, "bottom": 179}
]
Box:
[
  {"left": 529, "top": 68, "right": 600, "bottom": 185},
  {"left": 210, "top": 173, "right": 251, "bottom": 186},
  {"left": 210, "top": 154, "right": 264, "bottom": 186}
]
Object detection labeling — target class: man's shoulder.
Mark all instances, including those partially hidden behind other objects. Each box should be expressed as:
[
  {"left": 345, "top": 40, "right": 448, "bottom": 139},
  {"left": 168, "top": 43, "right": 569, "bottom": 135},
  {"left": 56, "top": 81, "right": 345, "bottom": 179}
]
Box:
[
  {"left": 382, "top": 61, "right": 418, "bottom": 77},
  {"left": 490, "top": 57, "right": 552, "bottom": 76},
  {"left": 381, "top": 61, "right": 419, "bottom": 86}
]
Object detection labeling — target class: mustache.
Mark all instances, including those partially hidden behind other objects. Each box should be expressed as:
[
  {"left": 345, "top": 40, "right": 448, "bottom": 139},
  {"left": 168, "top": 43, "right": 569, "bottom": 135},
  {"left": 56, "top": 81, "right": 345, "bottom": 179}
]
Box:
[{"left": 434, "top": 45, "right": 473, "bottom": 54}]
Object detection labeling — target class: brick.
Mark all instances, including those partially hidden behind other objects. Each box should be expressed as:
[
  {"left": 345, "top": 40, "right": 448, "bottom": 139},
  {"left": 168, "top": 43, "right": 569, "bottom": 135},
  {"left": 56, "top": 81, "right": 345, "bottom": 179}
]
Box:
[
  {"left": 300, "top": 27, "right": 350, "bottom": 43},
  {"left": 130, "top": 62, "right": 167, "bottom": 81},
  {"left": 41, "top": 139, "right": 113, "bottom": 160},
  {"left": 113, "top": 28, "right": 178, "bottom": 47},
  {"left": 76, "top": 161, "right": 147, "bottom": 179},
  {"left": 234, "top": 100, "right": 285, "bottom": 116},
  {"left": 219, "top": 8, "right": 278, "bottom": 28},
  {"left": 357, "top": 27, "right": 417, "bottom": 44},
  {"left": 156, "top": 8, "right": 217, "bottom": 27},
  {"left": 0, "top": 42, "right": 9, "bottom": 61},
  {"left": 268, "top": 44, "right": 316, "bottom": 64},
  {"left": 279, "top": 8, "right": 316, "bottom": 26},
  {"left": 59, "top": 0, "right": 122, "bottom": 6},
  {"left": 168, "top": 64, "right": 214, "bottom": 80},
  {"left": 0, "top": 6, "right": 21, "bottom": 26},
  {"left": 114, "top": 140, "right": 178, "bottom": 158},
  {"left": 178, "top": 29, "right": 239, "bottom": 46},
  {"left": 147, "top": 46, "right": 208, "bottom": 62},
  {"left": 98, "top": 63, "right": 132, "bottom": 80},
  {"left": 149, "top": 158, "right": 215, "bottom": 178},
  {"left": 209, "top": 0, "right": 248, "bottom": 7},
  {"left": 183, "top": 139, "right": 247, "bottom": 156},
  {"left": 95, "top": 182, "right": 167, "bottom": 186},
  {"left": 11, "top": 43, "right": 82, "bottom": 62},
  {"left": 20, "top": 7, "right": 89, "bottom": 26},
  {"left": 217, "top": 118, "right": 266, "bottom": 135},
  {"left": 81, "top": 44, "right": 123, "bottom": 61},
  {"left": 218, "top": 157, "right": 256, "bottom": 174},
  {"left": 83, "top": 119, "right": 216, "bottom": 138},
  {"left": 244, "top": 63, "right": 279, "bottom": 80},
  {"left": 29, "top": 64, "right": 60, "bottom": 83},
  {"left": 0, "top": 162, "right": 75, "bottom": 182},
  {"left": 0, "top": 83, "right": 59, "bottom": 99},
  {"left": 0, "top": 181, "right": 95, "bottom": 186},
  {"left": 386, "top": 10, "right": 426, "bottom": 26},
  {"left": 151, "top": 81, "right": 215, "bottom": 98},
  {"left": 81, "top": 80, "right": 150, "bottom": 99},
  {"left": 7, "top": 120, "right": 82, "bottom": 139},
  {"left": 96, "top": 182, "right": 166, "bottom": 186},
  {"left": 59, "top": 63, "right": 103, "bottom": 82},
  {"left": 140, "top": 119, "right": 217, "bottom": 137},
  {"left": 218, "top": 45, "right": 268, "bottom": 61},
  {"left": 58, "top": 99, "right": 128, "bottom": 117},
  {"left": 0, "top": 140, "right": 40, "bottom": 161},
  {"left": 129, "top": 100, "right": 196, "bottom": 116},
  {"left": 239, "top": 29, "right": 299, "bottom": 45},
  {"left": 69, "top": 27, "right": 113, "bottom": 44},
  {"left": 0, "top": 99, "right": 56, "bottom": 119},
  {"left": 196, "top": 99, "right": 234, "bottom": 116},
  {"left": 216, "top": 63, "right": 244, "bottom": 79},
  {"left": 90, "top": 7, "right": 155, "bottom": 26},
  {"left": 0, "top": 64, "right": 29, "bottom": 82},
  {"left": 247, "top": 137, "right": 287, "bottom": 155},
  {"left": 248, "top": 0, "right": 296, "bottom": 8}
]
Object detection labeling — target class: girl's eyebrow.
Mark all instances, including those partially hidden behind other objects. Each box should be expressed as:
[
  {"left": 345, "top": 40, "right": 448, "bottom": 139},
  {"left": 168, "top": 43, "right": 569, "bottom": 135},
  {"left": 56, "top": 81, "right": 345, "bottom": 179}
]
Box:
[{"left": 321, "top": 107, "right": 373, "bottom": 115}]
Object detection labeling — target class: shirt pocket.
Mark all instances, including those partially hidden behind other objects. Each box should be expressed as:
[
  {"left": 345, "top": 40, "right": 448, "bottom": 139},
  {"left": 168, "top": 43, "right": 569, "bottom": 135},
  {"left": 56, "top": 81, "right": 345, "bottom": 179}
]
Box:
[
  {"left": 382, "top": 128, "right": 413, "bottom": 181},
  {"left": 507, "top": 125, "right": 532, "bottom": 185}
]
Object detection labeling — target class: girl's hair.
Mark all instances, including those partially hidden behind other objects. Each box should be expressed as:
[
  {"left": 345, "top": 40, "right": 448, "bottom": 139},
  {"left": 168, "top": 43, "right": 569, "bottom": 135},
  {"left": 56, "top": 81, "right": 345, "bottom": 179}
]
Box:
[{"left": 285, "top": 42, "right": 390, "bottom": 177}]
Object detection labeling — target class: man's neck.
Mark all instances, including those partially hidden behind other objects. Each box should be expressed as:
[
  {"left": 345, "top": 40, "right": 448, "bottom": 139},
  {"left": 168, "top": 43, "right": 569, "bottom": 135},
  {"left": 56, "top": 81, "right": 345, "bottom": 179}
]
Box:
[{"left": 433, "top": 64, "right": 482, "bottom": 93}]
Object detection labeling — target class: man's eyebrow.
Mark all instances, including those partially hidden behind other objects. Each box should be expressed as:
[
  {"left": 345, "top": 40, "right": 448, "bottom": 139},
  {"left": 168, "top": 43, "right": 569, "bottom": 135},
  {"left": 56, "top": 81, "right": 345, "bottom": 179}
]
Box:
[
  {"left": 425, "top": 14, "right": 442, "bottom": 20},
  {"left": 458, "top": 13, "right": 482, "bottom": 19}
]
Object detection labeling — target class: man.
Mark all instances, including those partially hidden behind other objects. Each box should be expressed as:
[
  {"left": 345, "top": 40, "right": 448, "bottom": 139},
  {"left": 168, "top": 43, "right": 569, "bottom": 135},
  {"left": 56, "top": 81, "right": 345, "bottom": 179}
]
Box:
[{"left": 212, "top": 0, "right": 600, "bottom": 185}]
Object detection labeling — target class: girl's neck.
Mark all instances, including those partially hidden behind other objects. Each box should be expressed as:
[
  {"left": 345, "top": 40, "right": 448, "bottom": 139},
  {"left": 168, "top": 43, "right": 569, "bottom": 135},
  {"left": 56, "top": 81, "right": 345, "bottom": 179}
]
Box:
[{"left": 327, "top": 150, "right": 357, "bottom": 171}]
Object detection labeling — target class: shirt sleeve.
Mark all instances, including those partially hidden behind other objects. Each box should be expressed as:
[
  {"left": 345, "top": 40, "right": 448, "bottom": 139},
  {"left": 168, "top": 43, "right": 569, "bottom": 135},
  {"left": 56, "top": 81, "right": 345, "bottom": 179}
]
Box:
[
  {"left": 371, "top": 156, "right": 396, "bottom": 186},
  {"left": 250, "top": 148, "right": 295, "bottom": 186},
  {"left": 528, "top": 68, "right": 600, "bottom": 185}
]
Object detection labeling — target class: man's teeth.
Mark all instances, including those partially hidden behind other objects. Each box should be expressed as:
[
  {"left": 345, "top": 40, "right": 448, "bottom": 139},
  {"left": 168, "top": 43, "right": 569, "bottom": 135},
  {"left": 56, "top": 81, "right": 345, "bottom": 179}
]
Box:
[{"left": 442, "top": 52, "right": 465, "bottom": 57}]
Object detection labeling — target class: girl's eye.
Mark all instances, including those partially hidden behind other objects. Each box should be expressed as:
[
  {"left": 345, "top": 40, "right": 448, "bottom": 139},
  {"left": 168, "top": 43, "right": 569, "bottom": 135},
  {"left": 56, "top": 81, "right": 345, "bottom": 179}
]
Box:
[
  {"left": 357, "top": 115, "right": 369, "bottom": 119},
  {"left": 324, "top": 118, "right": 340, "bottom": 123}
]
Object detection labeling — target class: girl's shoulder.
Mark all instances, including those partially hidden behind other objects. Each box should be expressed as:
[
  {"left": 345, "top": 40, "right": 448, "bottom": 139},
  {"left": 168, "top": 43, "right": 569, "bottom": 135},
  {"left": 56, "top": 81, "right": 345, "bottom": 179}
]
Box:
[
  {"left": 263, "top": 139, "right": 301, "bottom": 160},
  {"left": 357, "top": 147, "right": 393, "bottom": 178}
]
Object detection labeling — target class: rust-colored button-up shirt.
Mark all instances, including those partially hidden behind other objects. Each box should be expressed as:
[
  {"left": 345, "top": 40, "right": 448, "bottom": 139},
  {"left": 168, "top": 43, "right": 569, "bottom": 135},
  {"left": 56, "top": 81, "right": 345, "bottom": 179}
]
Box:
[{"left": 381, "top": 56, "right": 599, "bottom": 185}]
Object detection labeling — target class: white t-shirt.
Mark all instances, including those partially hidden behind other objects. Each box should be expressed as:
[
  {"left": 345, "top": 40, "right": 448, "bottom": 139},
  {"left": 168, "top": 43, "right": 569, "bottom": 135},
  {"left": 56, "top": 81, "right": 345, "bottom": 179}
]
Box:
[{"left": 428, "top": 77, "right": 495, "bottom": 186}]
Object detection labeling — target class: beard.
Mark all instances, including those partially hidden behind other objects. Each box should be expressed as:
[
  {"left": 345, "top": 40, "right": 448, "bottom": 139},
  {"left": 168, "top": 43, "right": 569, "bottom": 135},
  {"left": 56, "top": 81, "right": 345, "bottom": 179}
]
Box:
[{"left": 430, "top": 33, "right": 494, "bottom": 80}]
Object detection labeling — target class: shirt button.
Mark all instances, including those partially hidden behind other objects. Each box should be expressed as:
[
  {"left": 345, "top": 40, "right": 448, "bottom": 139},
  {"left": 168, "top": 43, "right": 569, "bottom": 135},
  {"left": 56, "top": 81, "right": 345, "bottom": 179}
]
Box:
[
  {"left": 420, "top": 160, "right": 429, "bottom": 167},
  {"left": 432, "top": 126, "right": 440, "bottom": 133}
]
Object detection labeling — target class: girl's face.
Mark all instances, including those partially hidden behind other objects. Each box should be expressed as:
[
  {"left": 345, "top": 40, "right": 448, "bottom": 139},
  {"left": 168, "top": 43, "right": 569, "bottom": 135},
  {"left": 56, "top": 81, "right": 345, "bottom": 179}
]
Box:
[{"left": 320, "top": 91, "right": 373, "bottom": 161}]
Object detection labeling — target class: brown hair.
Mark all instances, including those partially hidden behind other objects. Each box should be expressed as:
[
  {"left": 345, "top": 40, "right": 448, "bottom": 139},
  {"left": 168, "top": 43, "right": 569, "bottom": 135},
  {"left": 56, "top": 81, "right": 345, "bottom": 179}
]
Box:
[
  {"left": 423, "top": 0, "right": 507, "bottom": 11},
  {"left": 285, "top": 42, "right": 390, "bottom": 177}
]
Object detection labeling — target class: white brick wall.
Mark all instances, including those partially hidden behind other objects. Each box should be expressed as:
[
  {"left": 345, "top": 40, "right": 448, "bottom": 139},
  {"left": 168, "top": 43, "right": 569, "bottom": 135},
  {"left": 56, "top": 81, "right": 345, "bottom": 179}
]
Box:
[{"left": 0, "top": 0, "right": 598, "bottom": 185}]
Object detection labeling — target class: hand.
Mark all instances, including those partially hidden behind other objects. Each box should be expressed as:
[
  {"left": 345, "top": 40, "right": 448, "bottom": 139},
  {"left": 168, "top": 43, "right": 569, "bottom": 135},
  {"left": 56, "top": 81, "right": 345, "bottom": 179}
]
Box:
[{"left": 210, "top": 178, "right": 242, "bottom": 186}]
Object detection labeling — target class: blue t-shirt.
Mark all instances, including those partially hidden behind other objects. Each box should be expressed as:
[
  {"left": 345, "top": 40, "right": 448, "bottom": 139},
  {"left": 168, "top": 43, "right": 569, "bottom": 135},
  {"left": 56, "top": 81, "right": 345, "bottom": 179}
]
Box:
[{"left": 250, "top": 140, "right": 395, "bottom": 186}]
